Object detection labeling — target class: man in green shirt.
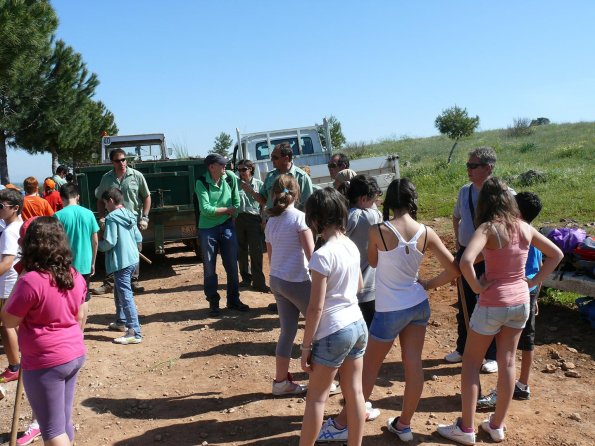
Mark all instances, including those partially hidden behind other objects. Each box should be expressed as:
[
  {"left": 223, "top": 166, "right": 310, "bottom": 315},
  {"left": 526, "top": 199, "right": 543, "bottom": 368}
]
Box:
[
  {"left": 93, "top": 148, "right": 151, "bottom": 294},
  {"left": 195, "top": 153, "right": 248, "bottom": 316}
]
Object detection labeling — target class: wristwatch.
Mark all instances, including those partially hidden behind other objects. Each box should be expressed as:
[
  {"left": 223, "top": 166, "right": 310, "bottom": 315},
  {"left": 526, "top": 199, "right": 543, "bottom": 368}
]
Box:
[{"left": 141, "top": 214, "right": 149, "bottom": 222}]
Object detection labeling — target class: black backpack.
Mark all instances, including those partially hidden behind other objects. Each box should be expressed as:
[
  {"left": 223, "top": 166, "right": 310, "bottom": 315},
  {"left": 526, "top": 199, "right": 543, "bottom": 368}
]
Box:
[{"left": 192, "top": 174, "right": 236, "bottom": 225}]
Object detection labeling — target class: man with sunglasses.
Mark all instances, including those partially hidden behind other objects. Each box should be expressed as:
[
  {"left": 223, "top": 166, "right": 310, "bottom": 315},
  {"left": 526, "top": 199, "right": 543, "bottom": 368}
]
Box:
[
  {"left": 447, "top": 147, "right": 499, "bottom": 375},
  {"left": 327, "top": 153, "right": 350, "bottom": 180},
  {"left": 93, "top": 149, "right": 151, "bottom": 295},
  {"left": 241, "top": 142, "right": 313, "bottom": 211}
]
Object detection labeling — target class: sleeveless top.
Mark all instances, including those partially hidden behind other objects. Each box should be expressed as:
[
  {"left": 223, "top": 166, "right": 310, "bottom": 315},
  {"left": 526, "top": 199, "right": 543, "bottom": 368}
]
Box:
[
  {"left": 375, "top": 221, "right": 429, "bottom": 312},
  {"left": 479, "top": 221, "right": 530, "bottom": 307}
]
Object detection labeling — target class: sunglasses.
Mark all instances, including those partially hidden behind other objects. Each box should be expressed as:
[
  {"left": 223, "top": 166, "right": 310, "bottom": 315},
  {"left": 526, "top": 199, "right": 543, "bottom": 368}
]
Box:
[
  {"left": 0, "top": 203, "right": 14, "bottom": 209},
  {"left": 112, "top": 158, "right": 127, "bottom": 163},
  {"left": 466, "top": 162, "right": 486, "bottom": 169},
  {"left": 237, "top": 167, "right": 249, "bottom": 172},
  {"left": 270, "top": 155, "right": 280, "bottom": 161}
]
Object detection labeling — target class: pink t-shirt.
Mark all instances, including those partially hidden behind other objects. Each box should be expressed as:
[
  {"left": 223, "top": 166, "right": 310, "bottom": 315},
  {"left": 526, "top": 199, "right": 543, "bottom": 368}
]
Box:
[{"left": 5, "top": 270, "right": 86, "bottom": 370}]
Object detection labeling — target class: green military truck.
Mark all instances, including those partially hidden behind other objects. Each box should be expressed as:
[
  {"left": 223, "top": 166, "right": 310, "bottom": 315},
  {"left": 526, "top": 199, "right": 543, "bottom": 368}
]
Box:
[{"left": 76, "top": 133, "right": 206, "bottom": 255}]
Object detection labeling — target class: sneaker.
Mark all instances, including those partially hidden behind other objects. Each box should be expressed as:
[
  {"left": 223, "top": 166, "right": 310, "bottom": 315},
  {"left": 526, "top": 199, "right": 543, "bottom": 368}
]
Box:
[
  {"left": 227, "top": 300, "right": 250, "bottom": 311},
  {"left": 476, "top": 390, "right": 497, "bottom": 410},
  {"left": 272, "top": 373, "right": 307, "bottom": 396},
  {"left": 444, "top": 350, "right": 463, "bottom": 363},
  {"left": 365, "top": 401, "right": 381, "bottom": 421},
  {"left": 17, "top": 424, "right": 41, "bottom": 446},
  {"left": 513, "top": 382, "right": 531, "bottom": 400},
  {"left": 0, "top": 367, "right": 20, "bottom": 383},
  {"left": 480, "top": 414, "right": 506, "bottom": 442},
  {"left": 437, "top": 419, "right": 476, "bottom": 445},
  {"left": 108, "top": 321, "right": 127, "bottom": 332},
  {"left": 316, "top": 418, "right": 348, "bottom": 442},
  {"left": 481, "top": 359, "right": 498, "bottom": 374},
  {"left": 113, "top": 329, "right": 142, "bottom": 345},
  {"left": 91, "top": 283, "right": 113, "bottom": 295},
  {"left": 329, "top": 382, "right": 341, "bottom": 396},
  {"left": 387, "top": 416, "right": 414, "bottom": 442}
]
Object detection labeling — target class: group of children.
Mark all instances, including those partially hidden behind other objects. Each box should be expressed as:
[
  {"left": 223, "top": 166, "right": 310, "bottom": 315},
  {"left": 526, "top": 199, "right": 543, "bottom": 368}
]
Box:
[
  {"left": 261, "top": 172, "right": 563, "bottom": 446},
  {"left": 0, "top": 181, "right": 143, "bottom": 445}
]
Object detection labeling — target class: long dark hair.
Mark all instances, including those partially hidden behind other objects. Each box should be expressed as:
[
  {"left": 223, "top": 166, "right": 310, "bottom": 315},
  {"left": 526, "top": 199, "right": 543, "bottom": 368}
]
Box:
[
  {"left": 22, "top": 217, "right": 75, "bottom": 290},
  {"left": 475, "top": 177, "right": 520, "bottom": 237},
  {"left": 346, "top": 174, "right": 381, "bottom": 207},
  {"left": 382, "top": 178, "right": 418, "bottom": 221},
  {"left": 305, "top": 187, "right": 348, "bottom": 234}
]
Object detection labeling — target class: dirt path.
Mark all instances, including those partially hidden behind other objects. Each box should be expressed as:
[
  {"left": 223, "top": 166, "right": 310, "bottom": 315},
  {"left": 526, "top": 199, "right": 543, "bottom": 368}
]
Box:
[{"left": 0, "top": 219, "right": 593, "bottom": 446}]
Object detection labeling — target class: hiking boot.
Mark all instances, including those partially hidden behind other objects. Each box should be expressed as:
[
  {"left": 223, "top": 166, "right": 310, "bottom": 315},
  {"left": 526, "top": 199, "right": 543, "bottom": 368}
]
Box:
[
  {"left": 113, "top": 329, "right": 142, "bottom": 345},
  {"left": 444, "top": 350, "right": 463, "bottom": 363},
  {"left": 272, "top": 373, "right": 307, "bottom": 396},
  {"left": 387, "top": 416, "right": 414, "bottom": 442},
  {"left": 108, "top": 321, "right": 127, "bottom": 332},
  {"left": 0, "top": 367, "right": 20, "bottom": 383},
  {"left": 481, "top": 359, "right": 498, "bottom": 373},
  {"left": 91, "top": 283, "right": 113, "bottom": 295},
  {"left": 227, "top": 300, "right": 250, "bottom": 311},
  {"left": 480, "top": 414, "right": 506, "bottom": 442},
  {"left": 365, "top": 401, "right": 381, "bottom": 421},
  {"left": 437, "top": 418, "right": 476, "bottom": 445},
  {"left": 477, "top": 390, "right": 497, "bottom": 410},
  {"left": 513, "top": 382, "right": 531, "bottom": 400},
  {"left": 317, "top": 418, "right": 348, "bottom": 442},
  {"left": 17, "top": 423, "right": 41, "bottom": 446}
]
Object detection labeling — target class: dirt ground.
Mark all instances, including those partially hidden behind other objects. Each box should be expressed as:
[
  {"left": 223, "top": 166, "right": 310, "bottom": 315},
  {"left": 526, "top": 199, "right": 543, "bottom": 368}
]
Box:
[{"left": 0, "top": 218, "right": 593, "bottom": 446}]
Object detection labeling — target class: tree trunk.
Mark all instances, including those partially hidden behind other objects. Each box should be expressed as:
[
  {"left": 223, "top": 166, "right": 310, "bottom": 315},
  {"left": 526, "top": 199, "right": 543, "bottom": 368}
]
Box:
[
  {"left": 0, "top": 132, "right": 10, "bottom": 185},
  {"left": 447, "top": 139, "right": 459, "bottom": 164},
  {"left": 51, "top": 147, "right": 59, "bottom": 174}
]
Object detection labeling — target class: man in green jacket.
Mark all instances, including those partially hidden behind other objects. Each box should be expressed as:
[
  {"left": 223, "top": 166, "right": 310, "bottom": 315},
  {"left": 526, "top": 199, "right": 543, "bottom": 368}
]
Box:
[{"left": 196, "top": 154, "right": 248, "bottom": 316}]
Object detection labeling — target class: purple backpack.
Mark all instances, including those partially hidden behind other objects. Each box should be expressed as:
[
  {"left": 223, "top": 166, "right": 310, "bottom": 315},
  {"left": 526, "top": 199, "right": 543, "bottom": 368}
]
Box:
[{"left": 547, "top": 228, "right": 587, "bottom": 254}]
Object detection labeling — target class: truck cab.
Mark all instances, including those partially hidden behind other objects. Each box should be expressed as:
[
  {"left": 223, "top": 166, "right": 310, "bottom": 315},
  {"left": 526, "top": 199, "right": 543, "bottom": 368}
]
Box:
[{"left": 101, "top": 133, "right": 171, "bottom": 163}]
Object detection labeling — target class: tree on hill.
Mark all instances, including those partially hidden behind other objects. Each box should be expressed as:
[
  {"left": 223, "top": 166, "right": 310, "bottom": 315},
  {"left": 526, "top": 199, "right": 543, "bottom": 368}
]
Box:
[
  {"left": 434, "top": 105, "right": 480, "bottom": 163},
  {"left": 210, "top": 132, "right": 232, "bottom": 158},
  {"left": 318, "top": 115, "right": 346, "bottom": 151},
  {"left": 0, "top": 0, "right": 58, "bottom": 184}
]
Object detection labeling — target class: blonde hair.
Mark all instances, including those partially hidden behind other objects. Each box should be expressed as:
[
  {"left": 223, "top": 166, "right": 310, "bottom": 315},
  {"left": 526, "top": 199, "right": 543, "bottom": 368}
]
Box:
[{"left": 267, "top": 174, "right": 300, "bottom": 217}]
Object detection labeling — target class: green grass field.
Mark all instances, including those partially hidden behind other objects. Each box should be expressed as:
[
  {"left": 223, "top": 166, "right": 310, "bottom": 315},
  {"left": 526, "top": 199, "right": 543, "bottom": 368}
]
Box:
[{"left": 343, "top": 121, "right": 595, "bottom": 227}]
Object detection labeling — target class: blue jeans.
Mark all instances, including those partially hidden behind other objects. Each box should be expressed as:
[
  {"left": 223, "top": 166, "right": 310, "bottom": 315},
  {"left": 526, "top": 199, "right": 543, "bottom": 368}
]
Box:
[
  {"left": 113, "top": 264, "right": 142, "bottom": 338},
  {"left": 199, "top": 219, "right": 240, "bottom": 306}
]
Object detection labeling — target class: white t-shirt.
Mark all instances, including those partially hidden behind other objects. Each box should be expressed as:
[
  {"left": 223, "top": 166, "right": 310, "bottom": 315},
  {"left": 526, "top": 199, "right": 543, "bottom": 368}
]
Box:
[
  {"left": 265, "top": 205, "right": 310, "bottom": 282},
  {"left": 308, "top": 236, "right": 363, "bottom": 341},
  {"left": 0, "top": 219, "right": 22, "bottom": 299}
]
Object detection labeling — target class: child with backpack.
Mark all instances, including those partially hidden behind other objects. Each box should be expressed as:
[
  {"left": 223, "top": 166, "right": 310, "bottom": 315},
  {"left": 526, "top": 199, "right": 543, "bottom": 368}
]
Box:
[
  {"left": 98, "top": 188, "right": 143, "bottom": 345},
  {"left": 299, "top": 188, "right": 367, "bottom": 446}
]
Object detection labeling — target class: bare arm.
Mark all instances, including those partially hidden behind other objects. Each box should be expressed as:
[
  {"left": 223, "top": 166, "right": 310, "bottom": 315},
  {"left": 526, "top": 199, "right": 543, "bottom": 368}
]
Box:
[
  {"left": 421, "top": 227, "right": 460, "bottom": 290},
  {"left": 142, "top": 194, "right": 151, "bottom": 217},
  {"left": 301, "top": 270, "right": 327, "bottom": 373},
  {"left": 460, "top": 224, "right": 491, "bottom": 294},
  {"left": 90, "top": 232, "right": 98, "bottom": 276},
  {"left": 266, "top": 242, "right": 272, "bottom": 264},
  {"left": 0, "top": 255, "right": 15, "bottom": 276},
  {"left": 367, "top": 225, "right": 380, "bottom": 268},
  {"left": 299, "top": 228, "right": 315, "bottom": 261},
  {"left": 453, "top": 215, "right": 461, "bottom": 250}
]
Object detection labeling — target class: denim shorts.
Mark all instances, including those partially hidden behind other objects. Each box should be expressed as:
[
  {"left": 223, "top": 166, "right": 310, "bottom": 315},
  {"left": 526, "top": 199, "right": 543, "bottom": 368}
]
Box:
[
  {"left": 311, "top": 319, "right": 368, "bottom": 368},
  {"left": 470, "top": 302, "right": 530, "bottom": 336},
  {"left": 369, "top": 299, "right": 431, "bottom": 342}
]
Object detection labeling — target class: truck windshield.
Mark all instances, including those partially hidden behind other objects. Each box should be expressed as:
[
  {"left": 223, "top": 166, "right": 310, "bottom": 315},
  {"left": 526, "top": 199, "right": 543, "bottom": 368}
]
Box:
[
  {"left": 255, "top": 137, "right": 314, "bottom": 160},
  {"left": 106, "top": 143, "right": 164, "bottom": 161}
]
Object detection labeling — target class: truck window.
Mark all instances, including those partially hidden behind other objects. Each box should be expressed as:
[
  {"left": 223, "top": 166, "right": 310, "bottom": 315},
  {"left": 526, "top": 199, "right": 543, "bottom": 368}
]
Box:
[{"left": 254, "top": 137, "right": 314, "bottom": 160}]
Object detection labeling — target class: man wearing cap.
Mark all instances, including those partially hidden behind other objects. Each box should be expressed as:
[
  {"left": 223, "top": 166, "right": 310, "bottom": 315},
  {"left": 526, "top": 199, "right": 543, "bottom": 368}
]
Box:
[
  {"left": 196, "top": 153, "right": 248, "bottom": 316},
  {"left": 52, "top": 165, "right": 68, "bottom": 189},
  {"left": 240, "top": 141, "right": 313, "bottom": 210},
  {"left": 93, "top": 148, "right": 151, "bottom": 294},
  {"left": 43, "top": 178, "right": 63, "bottom": 212}
]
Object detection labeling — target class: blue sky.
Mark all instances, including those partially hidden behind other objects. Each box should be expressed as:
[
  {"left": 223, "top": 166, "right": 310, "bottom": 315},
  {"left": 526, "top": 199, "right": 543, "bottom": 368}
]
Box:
[{"left": 10, "top": 0, "right": 595, "bottom": 183}]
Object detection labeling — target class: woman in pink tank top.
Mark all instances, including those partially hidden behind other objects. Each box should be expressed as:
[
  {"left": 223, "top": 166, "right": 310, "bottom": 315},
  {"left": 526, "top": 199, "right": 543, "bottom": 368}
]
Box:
[{"left": 438, "top": 178, "right": 563, "bottom": 445}]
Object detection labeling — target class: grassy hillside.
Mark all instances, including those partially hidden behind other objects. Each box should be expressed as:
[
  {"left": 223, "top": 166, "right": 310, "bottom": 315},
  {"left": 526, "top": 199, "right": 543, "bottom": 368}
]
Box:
[{"left": 343, "top": 122, "right": 595, "bottom": 226}]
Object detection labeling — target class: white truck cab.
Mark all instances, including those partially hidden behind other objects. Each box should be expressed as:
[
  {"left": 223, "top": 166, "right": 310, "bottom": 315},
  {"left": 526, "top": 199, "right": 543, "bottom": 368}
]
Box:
[
  {"left": 232, "top": 119, "right": 399, "bottom": 191},
  {"left": 101, "top": 133, "right": 170, "bottom": 163}
]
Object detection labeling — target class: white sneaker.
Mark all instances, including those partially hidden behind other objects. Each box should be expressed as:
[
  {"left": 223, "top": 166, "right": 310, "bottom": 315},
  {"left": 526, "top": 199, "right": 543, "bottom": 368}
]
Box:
[
  {"left": 481, "top": 359, "right": 498, "bottom": 374},
  {"left": 444, "top": 350, "right": 463, "bottom": 363},
  {"left": 481, "top": 414, "right": 505, "bottom": 442},
  {"left": 113, "top": 329, "right": 142, "bottom": 345},
  {"left": 317, "top": 418, "right": 348, "bottom": 442},
  {"left": 365, "top": 401, "right": 381, "bottom": 421},
  {"left": 437, "top": 419, "right": 476, "bottom": 445},
  {"left": 272, "top": 378, "right": 307, "bottom": 396},
  {"left": 387, "top": 416, "right": 414, "bottom": 442},
  {"left": 329, "top": 382, "right": 341, "bottom": 396}
]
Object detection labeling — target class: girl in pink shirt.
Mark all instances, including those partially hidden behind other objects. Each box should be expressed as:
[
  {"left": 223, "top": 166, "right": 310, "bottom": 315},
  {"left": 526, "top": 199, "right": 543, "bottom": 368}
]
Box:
[
  {"left": 2, "top": 217, "right": 86, "bottom": 446},
  {"left": 438, "top": 178, "right": 563, "bottom": 445}
]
